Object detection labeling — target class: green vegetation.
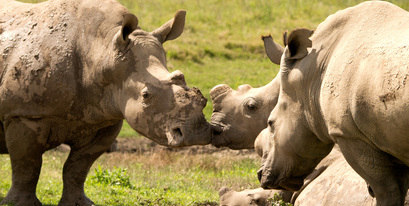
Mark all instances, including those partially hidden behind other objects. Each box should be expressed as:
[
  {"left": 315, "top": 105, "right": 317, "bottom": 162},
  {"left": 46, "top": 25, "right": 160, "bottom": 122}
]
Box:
[
  {"left": 270, "top": 193, "right": 294, "bottom": 206},
  {"left": 2, "top": 0, "right": 409, "bottom": 205},
  {"left": 1, "top": 149, "right": 259, "bottom": 205}
]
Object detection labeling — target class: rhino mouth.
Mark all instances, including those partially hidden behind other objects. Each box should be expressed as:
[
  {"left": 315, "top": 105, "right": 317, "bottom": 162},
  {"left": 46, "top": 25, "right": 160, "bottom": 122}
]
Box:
[
  {"left": 211, "top": 123, "right": 224, "bottom": 135},
  {"left": 259, "top": 170, "right": 304, "bottom": 192},
  {"left": 210, "top": 123, "right": 229, "bottom": 148}
]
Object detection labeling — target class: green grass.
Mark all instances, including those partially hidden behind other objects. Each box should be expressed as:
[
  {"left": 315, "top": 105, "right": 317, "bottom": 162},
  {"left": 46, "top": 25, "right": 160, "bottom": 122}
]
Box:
[
  {"left": 3, "top": 0, "right": 409, "bottom": 205},
  {"left": 1, "top": 149, "right": 260, "bottom": 205}
]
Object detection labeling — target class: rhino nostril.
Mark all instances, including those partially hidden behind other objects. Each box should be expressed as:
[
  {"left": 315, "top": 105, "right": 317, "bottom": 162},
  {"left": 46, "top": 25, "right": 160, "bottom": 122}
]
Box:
[
  {"left": 213, "top": 130, "right": 222, "bottom": 135},
  {"left": 172, "top": 128, "right": 183, "bottom": 137},
  {"left": 268, "top": 120, "right": 273, "bottom": 128}
]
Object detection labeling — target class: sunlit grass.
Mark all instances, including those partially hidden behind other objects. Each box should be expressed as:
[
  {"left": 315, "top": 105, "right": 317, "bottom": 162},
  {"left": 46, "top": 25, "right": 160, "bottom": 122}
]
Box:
[{"left": 1, "top": 150, "right": 259, "bottom": 205}]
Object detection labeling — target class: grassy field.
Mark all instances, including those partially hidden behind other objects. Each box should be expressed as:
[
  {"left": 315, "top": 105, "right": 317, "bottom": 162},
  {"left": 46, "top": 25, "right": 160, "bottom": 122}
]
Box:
[{"left": 2, "top": 0, "right": 409, "bottom": 205}]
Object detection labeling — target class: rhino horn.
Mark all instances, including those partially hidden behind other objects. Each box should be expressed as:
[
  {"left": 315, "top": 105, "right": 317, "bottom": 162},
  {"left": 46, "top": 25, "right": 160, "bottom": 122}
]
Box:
[{"left": 210, "top": 84, "right": 231, "bottom": 100}]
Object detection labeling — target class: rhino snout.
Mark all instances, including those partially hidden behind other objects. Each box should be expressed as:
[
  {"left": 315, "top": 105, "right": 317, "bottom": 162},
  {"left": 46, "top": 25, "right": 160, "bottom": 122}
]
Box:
[
  {"left": 258, "top": 168, "right": 277, "bottom": 190},
  {"left": 167, "top": 116, "right": 212, "bottom": 148},
  {"left": 258, "top": 167, "right": 304, "bottom": 191},
  {"left": 210, "top": 121, "right": 230, "bottom": 148}
]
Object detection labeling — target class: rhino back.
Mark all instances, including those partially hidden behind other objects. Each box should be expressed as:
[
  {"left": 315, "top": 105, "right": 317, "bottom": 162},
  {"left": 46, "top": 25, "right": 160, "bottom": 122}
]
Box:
[
  {"left": 310, "top": 1, "right": 409, "bottom": 163},
  {"left": 0, "top": 0, "right": 128, "bottom": 120}
]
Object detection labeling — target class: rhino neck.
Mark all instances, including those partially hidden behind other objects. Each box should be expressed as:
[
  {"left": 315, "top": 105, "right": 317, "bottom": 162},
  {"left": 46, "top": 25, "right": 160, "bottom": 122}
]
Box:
[
  {"left": 261, "top": 75, "right": 281, "bottom": 111},
  {"left": 63, "top": 0, "right": 131, "bottom": 123}
]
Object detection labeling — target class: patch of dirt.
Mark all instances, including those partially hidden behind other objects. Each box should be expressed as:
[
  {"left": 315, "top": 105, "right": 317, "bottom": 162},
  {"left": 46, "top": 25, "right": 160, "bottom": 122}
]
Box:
[
  {"left": 114, "top": 137, "right": 257, "bottom": 157},
  {"left": 54, "top": 137, "right": 257, "bottom": 158}
]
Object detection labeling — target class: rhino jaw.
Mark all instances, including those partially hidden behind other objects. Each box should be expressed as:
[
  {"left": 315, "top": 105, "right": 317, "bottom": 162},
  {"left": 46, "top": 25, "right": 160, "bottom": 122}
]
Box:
[{"left": 259, "top": 168, "right": 304, "bottom": 192}]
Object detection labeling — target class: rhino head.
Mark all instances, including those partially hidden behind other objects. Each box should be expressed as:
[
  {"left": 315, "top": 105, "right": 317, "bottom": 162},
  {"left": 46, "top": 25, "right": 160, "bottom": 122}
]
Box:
[
  {"left": 210, "top": 82, "right": 279, "bottom": 149},
  {"left": 258, "top": 29, "right": 334, "bottom": 191},
  {"left": 209, "top": 35, "right": 283, "bottom": 150},
  {"left": 105, "top": 10, "right": 211, "bottom": 147}
]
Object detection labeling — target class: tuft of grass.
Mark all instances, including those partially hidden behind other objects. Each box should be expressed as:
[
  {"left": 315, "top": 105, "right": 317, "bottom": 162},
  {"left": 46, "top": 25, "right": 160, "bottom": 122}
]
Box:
[{"left": 90, "top": 165, "right": 134, "bottom": 189}]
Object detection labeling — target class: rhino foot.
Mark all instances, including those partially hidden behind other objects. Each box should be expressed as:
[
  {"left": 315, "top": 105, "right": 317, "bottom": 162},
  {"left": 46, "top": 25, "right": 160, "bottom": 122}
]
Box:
[
  {"left": 0, "top": 192, "right": 42, "bottom": 206},
  {"left": 58, "top": 195, "right": 95, "bottom": 206}
]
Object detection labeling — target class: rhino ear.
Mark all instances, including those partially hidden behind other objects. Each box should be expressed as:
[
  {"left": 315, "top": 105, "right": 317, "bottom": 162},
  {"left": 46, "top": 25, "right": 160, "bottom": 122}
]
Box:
[
  {"left": 286, "top": 28, "right": 314, "bottom": 60},
  {"left": 115, "top": 14, "right": 139, "bottom": 46},
  {"left": 261, "top": 34, "right": 284, "bottom": 65},
  {"left": 151, "top": 10, "right": 186, "bottom": 43}
]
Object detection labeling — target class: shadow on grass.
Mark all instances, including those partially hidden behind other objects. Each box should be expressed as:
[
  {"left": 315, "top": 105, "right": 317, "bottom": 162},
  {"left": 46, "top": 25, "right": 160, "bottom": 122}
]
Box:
[{"left": 0, "top": 197, "right": 58, "bottom": 206}]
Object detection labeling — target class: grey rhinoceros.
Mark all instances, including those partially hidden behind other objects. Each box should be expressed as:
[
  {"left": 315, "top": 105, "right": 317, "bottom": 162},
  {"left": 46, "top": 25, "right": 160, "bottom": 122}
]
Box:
[
  {"left": 212, "top": 34, "right": 400, "bottom": 205},
  {"left": 0, "top": 0, "right": 211, "bottom": 205},
  {"left": 258, "top": 1, "right": 409, "bottom": 205}
]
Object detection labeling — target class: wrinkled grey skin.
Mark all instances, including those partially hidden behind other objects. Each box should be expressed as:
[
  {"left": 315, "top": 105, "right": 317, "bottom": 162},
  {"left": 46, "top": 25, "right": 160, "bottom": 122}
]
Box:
[
  {"left": 210, "top": 36, "right": 283, "bottom": 150},
  {"left": 257, "top": 128, "right": 409, "bottom": 206},
  {"left": 258, "top": 2, "right": 409, "bottom": 205},
  {"left": 0, "top": 0, "right": 211, "bottom": 205},
  {"left": 222, "top": 127, "right": 408, "bottom": 206}
]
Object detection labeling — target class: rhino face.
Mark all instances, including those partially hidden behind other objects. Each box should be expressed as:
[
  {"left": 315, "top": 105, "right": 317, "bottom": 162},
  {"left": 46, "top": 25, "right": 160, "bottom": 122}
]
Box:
[
  {"left": 258, "top": 29, "right": 333, "bottom": 191},
  {"left": 110, "top": 11, "right": 211, "bottom": 147},
  {"left": 257, "top": 102, "right": 321, "bottom": 191},
  {"left": 209, "top": 35, "right": 284, "bottom": 150},
  {"left": 210, "top": 83, "right": 278, "bottom": 150}
]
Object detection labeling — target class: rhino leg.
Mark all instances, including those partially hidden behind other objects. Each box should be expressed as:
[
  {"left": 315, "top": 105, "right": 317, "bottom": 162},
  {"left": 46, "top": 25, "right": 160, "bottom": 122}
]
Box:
[
  {"left": 1, "top": 118, "right": 46, "bottom": 206},
  {"left": 338, "top": 138, "right": 408, "bottom": 206},
  {"left": 58, "top": 120, "right": 122, "bottom": 206}
]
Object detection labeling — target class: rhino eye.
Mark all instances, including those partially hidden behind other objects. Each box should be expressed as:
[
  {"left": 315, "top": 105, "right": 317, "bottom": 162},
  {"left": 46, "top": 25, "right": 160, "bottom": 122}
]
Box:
[
  {"left": 142, "top": 91, "right": 149, "bottom": 99},
  {"left": 243, "top": 98, "right": 260, "bottom": 114},
  {"left": 247, "top": 103, "right": 256, "bottom": 111},
  {"left": 141, "top": 87, "right": 151, "bottom": 100}
]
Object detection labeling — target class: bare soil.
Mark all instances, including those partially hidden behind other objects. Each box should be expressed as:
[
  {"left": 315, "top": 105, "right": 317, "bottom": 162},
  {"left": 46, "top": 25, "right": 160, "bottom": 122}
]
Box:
[
  {"left": 55, "top": 137, "right": 257, "bottom": 158},
  {"left": 114, "top": 137, "right": 257, "bottom": 157}
]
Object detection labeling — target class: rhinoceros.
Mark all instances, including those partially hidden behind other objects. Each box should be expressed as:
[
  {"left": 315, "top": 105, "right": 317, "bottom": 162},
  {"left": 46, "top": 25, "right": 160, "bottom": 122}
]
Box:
[
  {"left": 258, "top": 1, "right": 409, "bottom": 205},
  {"left": 0, "top": 0, "right": 211, "bottom": 205},
  {"left": 213, "top": 34, "right": 401, "bottom": 205}
]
